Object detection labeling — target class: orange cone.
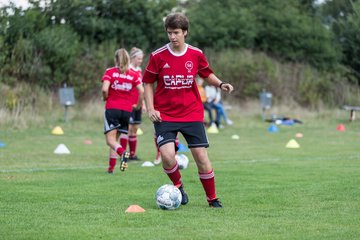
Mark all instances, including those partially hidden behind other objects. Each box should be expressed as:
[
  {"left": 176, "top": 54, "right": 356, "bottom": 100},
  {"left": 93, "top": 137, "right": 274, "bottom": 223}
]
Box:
[
  {"left": 125, "top": 205, "right": 145, "bottom": 213},
  {"left": 336, "top": 124, "right": 346, "bottom": 132},
  {"left": 295, "top": 133, "right": 303, "bottom": 138},
  {"left": 83, "top": 139, "right": 93, "bottom": 145}
]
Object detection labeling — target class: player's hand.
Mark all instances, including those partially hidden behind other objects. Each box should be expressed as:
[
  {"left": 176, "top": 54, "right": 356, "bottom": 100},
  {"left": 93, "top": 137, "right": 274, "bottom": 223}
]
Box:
[
  {"left": 220, "top": 82, "right": 234, "bottom": 93},
  {"left": 148, "top": 109, "right": 162, "bottom": 122}
]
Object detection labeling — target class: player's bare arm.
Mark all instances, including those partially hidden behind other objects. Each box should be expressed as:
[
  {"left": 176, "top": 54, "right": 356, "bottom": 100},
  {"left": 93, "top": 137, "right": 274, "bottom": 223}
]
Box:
[
  {"left": 141, "top": 100, "right": 147, "bottom": 113},
  {"left": 135, "top": 84, "right": 145, "bottom": 110},
  {"left": 102, "top": 80, "right": 110, "bottom": 101},
  {"left": 205, "top": 73, "right": 234, "bottom": 94},
  {"left": 144, "top": 83, "right": 162, "bottom": 122}
]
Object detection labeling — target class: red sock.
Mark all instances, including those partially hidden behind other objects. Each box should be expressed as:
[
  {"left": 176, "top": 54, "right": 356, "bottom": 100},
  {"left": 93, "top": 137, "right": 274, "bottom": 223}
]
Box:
[
  {"left": 115, "top": 144, "right": 124, "bottom": 156},
  {"left": 129, "top": 135, "right": 137, "bottom": 157},
  {"left": 199, "top": 170, "right": 217, "bottom": 201},
  {"left": 175, "top": 137, "right": 179, "bottom": 148},
  {"left": 120, "top": 135, "right": 128, "bottom": 150},
  {"left": 155, "top": 151, "right": 161, "bottom": 160},
  {"left": 175, "top": 137, "right": 180, "bottom": 152},
  {"left": 163, "top": 163, "right": 182, "bottom": 187},
  {"left": 108, "top": 156, "right": 117, "bottom": 172}
]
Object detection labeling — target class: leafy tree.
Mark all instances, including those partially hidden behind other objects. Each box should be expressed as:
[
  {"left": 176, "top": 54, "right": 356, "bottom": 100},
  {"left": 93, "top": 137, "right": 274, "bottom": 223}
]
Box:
[
  {"left": 186, "top": 0, "right": 340, "bottom": 69},
  {"left": 334, "top": 2, "right": 360, "bottom": 81},
  {"left": 34, "top": 25, "right": 80, "bottom": 87},
  {"left": 252, "top": 0, "right": 340, "bottom": 68},
  {"left": 48, "top": 0, "right": 177, "bottom": 50},
  {"left": 1, "top": 0, "right": 358, "bottom": 104},
  {"left": 320, "top": 0, "right": 358, "bottom": 20},
  {"left": 187, "top": 0, "right": 257, "bottom": 50},
  {"left": 319, "top": 0, "right": 360, "bottom": 81},
  {"left": 0, "top": 4, "right": 49, "bottom": 84}
]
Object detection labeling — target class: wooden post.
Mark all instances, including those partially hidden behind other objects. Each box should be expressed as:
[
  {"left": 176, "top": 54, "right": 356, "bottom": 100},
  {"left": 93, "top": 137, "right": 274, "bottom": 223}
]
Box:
[{"left": 350, "top": 109, "right": 356, "bottom": 122}]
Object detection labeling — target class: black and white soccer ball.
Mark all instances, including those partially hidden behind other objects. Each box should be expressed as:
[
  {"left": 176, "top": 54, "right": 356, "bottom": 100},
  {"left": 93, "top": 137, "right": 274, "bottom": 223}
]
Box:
[
  {"left": 176, "top": 154, "right": 189, "bottom": 169},
  {"left": 155, "top": 184, "right": 182, "bottom": 210}
]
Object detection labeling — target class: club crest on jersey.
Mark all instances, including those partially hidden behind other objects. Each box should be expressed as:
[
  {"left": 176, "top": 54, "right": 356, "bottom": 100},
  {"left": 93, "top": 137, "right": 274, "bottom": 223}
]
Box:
[{"left": 185, "top": 61, "right": 193, "bottom": 73}]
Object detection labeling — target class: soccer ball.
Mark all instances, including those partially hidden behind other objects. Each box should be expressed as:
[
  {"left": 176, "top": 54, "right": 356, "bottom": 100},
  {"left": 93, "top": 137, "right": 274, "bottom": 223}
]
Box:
[
  {"left": 176, "top": 154, "right": 189, "bottom": 169},
  {"left": 155, "top": 184, "right": 182, "bottom": 210}
]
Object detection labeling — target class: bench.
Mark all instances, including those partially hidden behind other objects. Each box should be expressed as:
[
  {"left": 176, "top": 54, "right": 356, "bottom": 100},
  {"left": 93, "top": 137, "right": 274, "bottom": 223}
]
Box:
[{"left": 343, "top": 105, "right": 360, "bottom": 121}]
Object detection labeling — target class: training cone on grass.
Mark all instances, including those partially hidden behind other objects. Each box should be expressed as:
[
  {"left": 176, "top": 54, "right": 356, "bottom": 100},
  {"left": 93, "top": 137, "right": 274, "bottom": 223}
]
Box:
[
  {"left": 54, "top": 144, "right": 70, "bottom": 154},
  {"left": 268, "top": 124, "right": 279, "bottom": 133},
  {"left": 52, "top": 126, "right": 64, "bottom": 135},
  {"left": 207, "top": 124, "right": 219, "bottom": 134},
  {"left": 336, "top": 124, "right": 346, "bottom": 132},
  {"left": 295, "top": 133, "right": 303, "bottom": 138},
  {"left": 136, "top": 128, "right": 144, "bottom": 135},
  {"left": 286, "top": 139, "right": 300, "bottom": 149},
  {"left": 83, "top": 139, "right": 93, "bottom": 145},
  {"left": 141, "top": 161, "right": 155, "bottom": 167},
  {"left": 231, "top": 134, "right": 240, "bottom": 140},
  {"left": 125, "top": 205, "right": 145, "bottom": 213}
]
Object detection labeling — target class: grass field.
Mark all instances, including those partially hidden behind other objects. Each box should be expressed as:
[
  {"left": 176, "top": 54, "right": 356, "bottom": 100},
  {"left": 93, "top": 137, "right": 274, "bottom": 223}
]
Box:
[{"left": 1, "top": 107, "right": 360, "bottom": 240}]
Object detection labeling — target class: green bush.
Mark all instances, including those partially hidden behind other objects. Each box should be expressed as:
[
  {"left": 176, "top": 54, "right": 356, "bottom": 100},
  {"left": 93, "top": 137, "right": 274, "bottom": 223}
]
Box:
[
  {"left": 34, "top": 25, "right": 80, "bottom": 88},
  {"left": 208, "top": 49, "right": 358, "bottom": 108}
]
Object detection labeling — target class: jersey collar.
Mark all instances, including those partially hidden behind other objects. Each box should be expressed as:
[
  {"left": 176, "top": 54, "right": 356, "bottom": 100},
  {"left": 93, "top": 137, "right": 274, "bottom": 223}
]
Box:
[{"left": 167, "top": 43, "right": 188, "bottom": 57}]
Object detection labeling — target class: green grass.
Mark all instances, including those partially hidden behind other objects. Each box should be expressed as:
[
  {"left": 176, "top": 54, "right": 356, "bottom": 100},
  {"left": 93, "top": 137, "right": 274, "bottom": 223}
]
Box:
[{"left": 1, "top": 110, "right": 360, "bottom": 240}]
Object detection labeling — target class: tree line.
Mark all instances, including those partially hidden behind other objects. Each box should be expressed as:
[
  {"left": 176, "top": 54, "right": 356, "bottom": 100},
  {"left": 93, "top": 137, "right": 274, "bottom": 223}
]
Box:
[{"left": 0, "top": 0, "right": 359, "bottom": 105}]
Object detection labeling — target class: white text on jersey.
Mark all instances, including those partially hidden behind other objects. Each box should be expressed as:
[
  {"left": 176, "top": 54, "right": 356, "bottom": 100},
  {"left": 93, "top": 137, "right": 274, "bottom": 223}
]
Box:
[
  {"left": 111, "top": 80, "right": 132, "bottom": 91},
  {"left": 163, "top": 75, "right": 193, "bottom": 89}
]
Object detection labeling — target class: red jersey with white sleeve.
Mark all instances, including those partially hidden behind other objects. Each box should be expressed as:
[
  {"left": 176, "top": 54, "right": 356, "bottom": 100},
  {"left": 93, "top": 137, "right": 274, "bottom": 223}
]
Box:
[
  {"left": 143, "top": 43, "right": 213, "bottom": 122},
  {"left": 102, "top": 67, "right": 141, "bottom": 112},
  {"left": 129, "top": 64, "right": 143, "bottom": 105}
]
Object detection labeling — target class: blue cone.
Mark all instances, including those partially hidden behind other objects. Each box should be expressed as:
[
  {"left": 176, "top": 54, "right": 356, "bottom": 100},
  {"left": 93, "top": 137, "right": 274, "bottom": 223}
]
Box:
[
  {"left": 177, "top": 143, "right": 189, "bottom": 152},
  {"left": 0, "top": 141, "right": 6, "bottom": 148},
  {"left": 268, "top": 124, "right": 279, "bottom": 133}
]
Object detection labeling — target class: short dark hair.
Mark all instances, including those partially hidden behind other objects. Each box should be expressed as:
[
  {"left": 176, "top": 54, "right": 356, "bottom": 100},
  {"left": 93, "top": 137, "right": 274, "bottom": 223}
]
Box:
[{"left": 164, "top": 12, "right": 189, "bottom": 31}]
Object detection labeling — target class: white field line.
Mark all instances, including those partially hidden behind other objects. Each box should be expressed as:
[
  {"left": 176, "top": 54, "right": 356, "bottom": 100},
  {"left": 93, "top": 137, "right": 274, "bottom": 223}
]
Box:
[
  {"left": 1, "top": 155, "right": 359, "bottom": 173},
  {"left": 218, "top": 155, "right": 360, "bottom": 165},
  {"left": 0, "top": 165, "right": 105, "bottom": 173}
]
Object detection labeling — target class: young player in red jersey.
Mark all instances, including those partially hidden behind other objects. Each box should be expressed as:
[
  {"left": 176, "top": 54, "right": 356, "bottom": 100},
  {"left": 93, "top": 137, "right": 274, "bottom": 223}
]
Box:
[
  {"left": 143, "top": 13, "right": 234, "bottom": 208},
  {"left": 126, "top": 47, "right": 145, "bottom": 160},
  {"left": 102, "top": 48, "right": 144, "bottom": 173}
]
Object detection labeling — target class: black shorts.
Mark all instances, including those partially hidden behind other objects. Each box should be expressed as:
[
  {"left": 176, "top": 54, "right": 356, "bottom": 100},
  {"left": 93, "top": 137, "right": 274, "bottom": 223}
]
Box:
[
  {"left": 154, "top": 121, "right": 209, "bottom": 149},
  {"left": 129, "top": 108, "right": 142, "bottom": 125},
  {"left": 103, "top": 109, "right": 131, "bottom": 134}
]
